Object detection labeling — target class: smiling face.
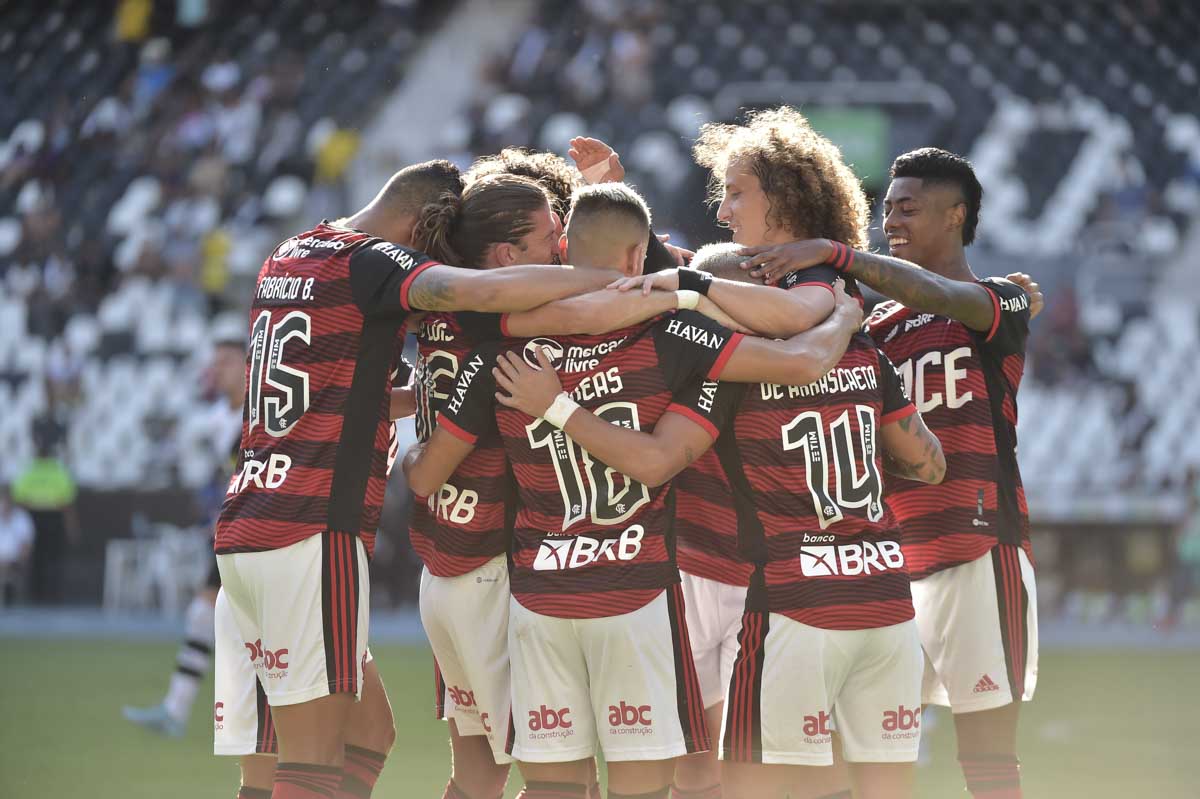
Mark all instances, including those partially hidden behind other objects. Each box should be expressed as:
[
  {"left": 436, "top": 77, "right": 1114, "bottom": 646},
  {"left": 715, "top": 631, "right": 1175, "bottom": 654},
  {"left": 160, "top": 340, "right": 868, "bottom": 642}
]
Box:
[
  {"left": 882, "top": 176, "right": 966, "bottom": 265},
  {"left": 715, "top": 160, "right": 797, "bottom": 247}
]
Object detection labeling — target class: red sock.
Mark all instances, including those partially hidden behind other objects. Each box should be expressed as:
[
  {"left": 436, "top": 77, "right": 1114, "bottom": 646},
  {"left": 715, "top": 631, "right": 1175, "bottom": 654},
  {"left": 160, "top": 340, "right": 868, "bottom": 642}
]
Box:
[
  {"left": 517, "top": 782, "right": 588, "bottom": 799},
  {"left": 959, "top": 753, "right": 1022, "bottom": 798},
  {"left": 273, "top": 763, "right": 342, "bottom": 799},
  {"left": 670, "top": 786, "right": 721, "bottom": 799},
  {"left": 337, "top": 745, "right": 387, "bottom": 798}
]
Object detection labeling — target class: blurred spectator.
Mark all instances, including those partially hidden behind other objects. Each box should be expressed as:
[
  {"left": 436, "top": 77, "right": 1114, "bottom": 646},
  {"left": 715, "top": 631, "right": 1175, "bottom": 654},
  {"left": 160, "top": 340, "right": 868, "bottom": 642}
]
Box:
[
  {"left": 0, "top": 486, "right": 36, "bottom": 605},
  {"left": 115, "top": 0, "right": 153, "bottom": 43},
  {"left": 11, "top": 441, "right": 79, "bottom": 605}
]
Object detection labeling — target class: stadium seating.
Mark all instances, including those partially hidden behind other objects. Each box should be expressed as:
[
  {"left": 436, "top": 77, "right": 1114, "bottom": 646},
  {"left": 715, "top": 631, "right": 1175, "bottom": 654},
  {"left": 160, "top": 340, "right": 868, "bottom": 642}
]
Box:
[{"left": 1, "top": 0, "right": 1198, "bottom": 521}]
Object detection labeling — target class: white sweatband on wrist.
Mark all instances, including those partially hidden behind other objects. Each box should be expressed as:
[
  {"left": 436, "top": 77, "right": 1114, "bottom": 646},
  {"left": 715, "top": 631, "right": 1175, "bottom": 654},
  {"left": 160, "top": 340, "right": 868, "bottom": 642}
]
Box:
[
  {"left": 676, "top": 289, "right": 700, "bottom": 310},
  {"left": 543, "top": 392, "right": 580, "bottom": 429}
]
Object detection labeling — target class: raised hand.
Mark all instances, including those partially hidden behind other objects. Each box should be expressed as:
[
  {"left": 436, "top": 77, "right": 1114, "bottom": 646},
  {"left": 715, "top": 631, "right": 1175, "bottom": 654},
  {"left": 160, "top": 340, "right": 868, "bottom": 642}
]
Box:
[{"left": 568, "top": 136, "right": 625, "bottom": 184}]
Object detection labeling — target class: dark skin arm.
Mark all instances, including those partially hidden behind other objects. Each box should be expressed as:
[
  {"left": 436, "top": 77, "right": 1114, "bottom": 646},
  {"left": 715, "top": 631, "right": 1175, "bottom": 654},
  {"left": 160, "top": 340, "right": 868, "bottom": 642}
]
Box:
[
  {"left": 739, "top": 239, "right": 998, "bottom": 332},
  {"left": 879, "top": 410, "right": 946, "bottom": 484},
  {"left": 407, "top": 263, "right": 622, "bottom": 313}
]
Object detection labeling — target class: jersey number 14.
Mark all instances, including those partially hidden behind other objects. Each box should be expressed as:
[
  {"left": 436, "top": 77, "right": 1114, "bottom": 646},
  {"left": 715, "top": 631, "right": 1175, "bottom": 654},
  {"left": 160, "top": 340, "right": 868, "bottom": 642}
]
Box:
[{"left": 782, "top": 405, "right": 884, "bottom": 529}]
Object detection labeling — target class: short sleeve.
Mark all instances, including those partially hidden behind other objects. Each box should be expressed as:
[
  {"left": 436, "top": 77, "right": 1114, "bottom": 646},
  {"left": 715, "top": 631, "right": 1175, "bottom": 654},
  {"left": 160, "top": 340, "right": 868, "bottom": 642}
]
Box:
[
  {"left": 438, "top": 342, "right": 502, "bottom": 445},
  {"left": 976, "top": 277, "right": 1031, "bottom": 355},
  {"left": 877, "top": 348, "right": 916, "bottom": 425},
  {"left": 454, "top": 311, "right": 505, "bottom": 343},
  {"left": 348, "top": 241, "right": 440, "bottom": 318},
  {"left": 651, "top": 309, "right": 744, "bottom": 388},
  {"left": 667, "top": 379, "right": 746, "bottom": 440},
  {"left": 780, "top": 264, "right": 838, "bottom": 294}
]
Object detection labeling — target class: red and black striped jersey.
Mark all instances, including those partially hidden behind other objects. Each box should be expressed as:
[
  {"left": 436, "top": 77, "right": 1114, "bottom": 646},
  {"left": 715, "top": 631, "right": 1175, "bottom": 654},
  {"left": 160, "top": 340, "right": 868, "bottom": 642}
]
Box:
[
  {"left": 674, "top": 266, "right": 841, "bottom": 588},
  {"left": 865, "top": 277, "right": 1031, "bottom": 579},
  {"left": 704, "top": 334, "right": 917, "bottom": 630},
  {"left": 439, "top": 310, "right": 744, "bottom": 619},
  {"left": 409, "top": 311, "right": 514, "bottom": 577},
  {"left": 215, "top": 222, "right": 439, "bottom": 557}
]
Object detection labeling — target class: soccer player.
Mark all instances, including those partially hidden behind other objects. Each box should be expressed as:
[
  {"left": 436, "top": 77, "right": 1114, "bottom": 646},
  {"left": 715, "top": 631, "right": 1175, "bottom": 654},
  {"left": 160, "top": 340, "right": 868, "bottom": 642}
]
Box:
[
  {"left": 652, "top": 106, "right": 870, "bottom": 799},
  {"left": 409, "top": 173, "right": 739, "bottom": 799},
  {"left": 498, "top": 242, "right": 947, "bottom": 799},
  {"left": 404, "top": 183, "right": 864, "bottom": 799},
  {"left": 739, "top": 148, "right": 1041, "bottom": 799},
  {"left": 123, "top": 330, "right": 246, "bottom": 738},
  {"left": 214, "top": 159, "right": 627, "bottom": 799}
]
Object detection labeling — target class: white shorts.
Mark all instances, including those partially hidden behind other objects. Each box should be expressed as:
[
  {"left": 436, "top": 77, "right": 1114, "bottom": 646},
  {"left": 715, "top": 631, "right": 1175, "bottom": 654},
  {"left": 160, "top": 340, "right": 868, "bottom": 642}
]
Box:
[
  {"left": 213, "top": 587, "right": 277, "bottom": 756},
  {"left": 912, "top": 544, "right": 1038, "bottom": 713},
  {"left": 421, "top": 555, "right": 513, "bottom": 764},
  {"left": 721, "top": 614, "right": 923, "bottom": 765},
  {"left": 680, "top": 571, "right": 748, "bottom": 709},
  {"left": 216, "top": 531, "right": 369, "bottom": 707},
  {"left": 508, "top": 585, "right": 709, "bottom": 763}
]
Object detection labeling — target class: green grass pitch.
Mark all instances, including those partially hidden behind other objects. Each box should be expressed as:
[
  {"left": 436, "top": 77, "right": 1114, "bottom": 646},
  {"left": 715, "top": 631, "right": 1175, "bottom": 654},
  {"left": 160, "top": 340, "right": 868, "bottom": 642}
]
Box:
[{"left": 0, "top": 640, "right": 1194, "bottom": 797}]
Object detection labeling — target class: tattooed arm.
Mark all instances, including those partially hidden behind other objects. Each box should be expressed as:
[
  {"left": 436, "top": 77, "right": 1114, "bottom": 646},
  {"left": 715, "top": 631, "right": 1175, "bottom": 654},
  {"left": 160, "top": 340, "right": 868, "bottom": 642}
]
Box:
[
  {"left": 879, "top": 410, "right": 946, "bottom": 484},
  {"left": 407, "top": 263, "right": 623, "bottom": 314},
  {"left": 740, "top": 240, "right": 997, "bottom": 332}
]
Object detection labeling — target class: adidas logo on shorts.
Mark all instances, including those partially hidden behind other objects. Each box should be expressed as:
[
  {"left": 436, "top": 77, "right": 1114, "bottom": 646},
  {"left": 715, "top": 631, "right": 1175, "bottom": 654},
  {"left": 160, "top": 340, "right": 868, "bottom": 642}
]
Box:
[{"left": 973, "top": 674, "right": 1001, "bottom": 693}]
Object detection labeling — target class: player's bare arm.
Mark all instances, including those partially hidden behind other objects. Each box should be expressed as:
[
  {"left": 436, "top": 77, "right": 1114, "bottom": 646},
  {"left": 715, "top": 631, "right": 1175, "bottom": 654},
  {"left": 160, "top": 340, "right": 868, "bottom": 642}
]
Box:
[
  {"left": 739, "top": 239, "right": 1007, "bottom": 332},
  {"left": 880, "top": 410, "right": 946, "bottom": 484},
  {"left": 390, "top": 386, "right": 416, "bottom": 420},
  {"left": 493, "top": 349, "right": 716, "bottom": 487},
  {"left": 407, "top": 263, "right": 621, "bottom": 313},
  {"left": 716, "top": 282, "right": 863, "bottom": 385},
  {"left": 505, "top": 288, "right": 751, "bottom": 338},
  {"left": 401, "top": 428, "right": 476, "bottom": 498},
  {"left": 609, "top": 266, "right": 832, "bottom": 338}
]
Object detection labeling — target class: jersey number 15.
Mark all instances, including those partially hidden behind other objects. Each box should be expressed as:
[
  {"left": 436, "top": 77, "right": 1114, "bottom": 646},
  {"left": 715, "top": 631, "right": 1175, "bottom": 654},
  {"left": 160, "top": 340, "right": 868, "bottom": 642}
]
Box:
[{"left": 247, "top": 310, "right": 312, "bottom": 437}]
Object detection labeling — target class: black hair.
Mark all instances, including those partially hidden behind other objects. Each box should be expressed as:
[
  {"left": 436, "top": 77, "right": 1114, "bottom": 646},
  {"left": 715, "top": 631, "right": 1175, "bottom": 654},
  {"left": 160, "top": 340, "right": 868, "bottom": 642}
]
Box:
[
  {"left": 378, "top": 159, "right": 465, "bottom": 217},
  {"left": 890, "top": 147, "right": 983, "bottom": 245}
]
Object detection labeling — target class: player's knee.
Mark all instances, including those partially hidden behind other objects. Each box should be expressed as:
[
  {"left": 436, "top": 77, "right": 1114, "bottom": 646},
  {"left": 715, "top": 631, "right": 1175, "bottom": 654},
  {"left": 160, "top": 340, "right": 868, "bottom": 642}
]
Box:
[
  {"left": 239, "top": 754, "right": 277, "bottom": 790},
  {"left": 606, "top": 759, "right": 676, "bottom": 795},
  {"left": 673, "top": 748, "right": 721, "bottom": 788}
]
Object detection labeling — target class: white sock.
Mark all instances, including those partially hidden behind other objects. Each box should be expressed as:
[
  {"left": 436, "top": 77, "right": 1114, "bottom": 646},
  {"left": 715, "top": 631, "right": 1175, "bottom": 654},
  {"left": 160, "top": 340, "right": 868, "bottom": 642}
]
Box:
[{"left": 162, "top": 595, "right": 216, "bottom": 721}]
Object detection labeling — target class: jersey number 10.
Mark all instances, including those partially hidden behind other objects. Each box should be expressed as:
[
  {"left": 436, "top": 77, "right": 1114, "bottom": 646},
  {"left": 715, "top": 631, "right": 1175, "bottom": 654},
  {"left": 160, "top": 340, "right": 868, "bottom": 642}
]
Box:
[
  {"left": 247, "top": 310, "right": 312, "bottom": 437},
  {"left": 781, "top": 405, "right": 884, "bottom": 529},
  {"left": 526, "top": 402, "right": 651, "bottom": 531}
]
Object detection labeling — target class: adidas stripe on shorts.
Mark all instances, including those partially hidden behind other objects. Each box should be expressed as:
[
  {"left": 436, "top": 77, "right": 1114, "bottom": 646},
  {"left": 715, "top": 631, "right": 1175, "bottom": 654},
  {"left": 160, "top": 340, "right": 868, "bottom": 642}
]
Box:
[
  {"left": 680, "top": 571, "right": 748, "bottom": 709},
  {"left": 721, "top": 613, "right": 923, "bottom": 765},
  {"left": 911, "top": 542, "right": 1038, "bottom": 712},
  {"left": 216, "top": 530, "right": 369, "bottom": 707}
]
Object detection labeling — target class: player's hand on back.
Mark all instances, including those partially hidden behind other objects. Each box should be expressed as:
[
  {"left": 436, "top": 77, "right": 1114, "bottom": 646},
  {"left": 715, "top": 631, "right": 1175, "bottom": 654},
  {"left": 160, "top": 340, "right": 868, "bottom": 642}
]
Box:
[
  {"left": 569, "top": 136, "right": 625, "bottom": 184},
  {"left": 739, "top": 239, "right": 837, "bottom": 285},
  {"left": 494, "top": 348, "right": 564, "bottom": 418},
  {"left": 1005, "top": 272, "right": 1044, "bottom": 319},
  {"left": 832, "top": 279, "right": 865, "bottom": 329},
  {"left": 608, "top": 267, "right": 681, "bottom": 296}
]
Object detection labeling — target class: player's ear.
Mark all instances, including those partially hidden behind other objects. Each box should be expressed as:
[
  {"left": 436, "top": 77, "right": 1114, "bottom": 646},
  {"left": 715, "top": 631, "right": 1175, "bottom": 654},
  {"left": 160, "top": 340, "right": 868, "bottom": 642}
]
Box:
[
  {"left": 558, "top": 233, "right": 568, "bottom": 259},
  {"left": 626, "top": 242, "right": 647, "bottom": 277},
  {"left": 494, "top": 242, "right": 515, "bottom": 266},
  {"left": 947, "top": 202, "right": 966, "bottom": 236}
]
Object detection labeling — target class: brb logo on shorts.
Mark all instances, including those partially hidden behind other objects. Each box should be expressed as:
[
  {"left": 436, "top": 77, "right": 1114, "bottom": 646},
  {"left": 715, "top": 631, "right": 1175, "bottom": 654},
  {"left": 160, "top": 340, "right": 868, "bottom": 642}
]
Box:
[
  {"left": 523, "top": 338, "right": 564, "bottom": 369},
  {"left": 799, "top": 540, "right": 904, "bottom": 577},
  {"left": 533, "top": 525, "right": 645, "bottom": 571},
  {"left": 244, "top": 639, "right": 289, "bottom": 675},
  {"left": 881, "top": 705, "right": 921, "bottom": 740}
]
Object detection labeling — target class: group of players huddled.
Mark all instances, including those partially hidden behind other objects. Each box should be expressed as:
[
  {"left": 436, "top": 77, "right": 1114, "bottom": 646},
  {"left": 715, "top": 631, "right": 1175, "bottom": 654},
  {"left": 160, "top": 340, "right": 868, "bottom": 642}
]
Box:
[{"left": 202, "top": 106, "right": 1045, "bottom": 799}]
